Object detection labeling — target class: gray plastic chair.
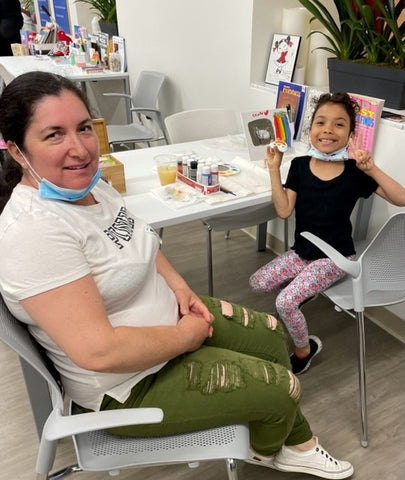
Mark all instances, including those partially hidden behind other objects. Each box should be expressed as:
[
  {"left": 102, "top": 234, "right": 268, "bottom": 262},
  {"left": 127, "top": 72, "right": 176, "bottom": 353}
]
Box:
[
  {"left": 164, "top": 108, "right": 241, "bottom": 144},
  {"left": 164, "top": 108, "right": 280, "bottom": 295},
  {"left": 301, "top": 211, "right": 405, "bottom": 448},
  {"left": 104, "top": 71, "right": 169, "bottom": 151},
  {"left": 0, "top": 296, "right": 249, "bottom": 479}
]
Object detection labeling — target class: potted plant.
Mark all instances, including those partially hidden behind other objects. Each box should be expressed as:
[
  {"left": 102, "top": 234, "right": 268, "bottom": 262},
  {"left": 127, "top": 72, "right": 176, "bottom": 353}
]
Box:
[
  {"left": 75, "top": 0, "right": 118, "bottom": 36},
  {"left": 298, "top": 0, "right": 405, "bottom": 109}
]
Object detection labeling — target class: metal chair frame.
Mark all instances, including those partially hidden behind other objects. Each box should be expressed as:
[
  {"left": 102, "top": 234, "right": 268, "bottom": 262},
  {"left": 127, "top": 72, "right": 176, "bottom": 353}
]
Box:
[{"left": 0, "top": 296, "right": 249, "bottom": 479}]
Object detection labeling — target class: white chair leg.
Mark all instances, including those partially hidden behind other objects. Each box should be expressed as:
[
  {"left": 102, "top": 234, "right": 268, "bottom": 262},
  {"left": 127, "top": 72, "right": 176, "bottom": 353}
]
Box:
[
  {"left": 225, "top": 458, "right": 239, "bottom": 480},
  {"left": 356, "top": 310, "right": 368, "bottom": 447}
]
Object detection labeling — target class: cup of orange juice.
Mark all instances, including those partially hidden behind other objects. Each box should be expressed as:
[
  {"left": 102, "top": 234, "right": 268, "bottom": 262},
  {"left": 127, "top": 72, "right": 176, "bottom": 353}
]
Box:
[{"left": 155, "top": 154, "right": 178, "bottom": 186}]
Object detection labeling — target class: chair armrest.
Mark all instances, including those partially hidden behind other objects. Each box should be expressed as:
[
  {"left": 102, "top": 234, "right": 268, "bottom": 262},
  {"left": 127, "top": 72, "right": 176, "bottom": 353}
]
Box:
[
  {"left": 43, "top": 407, "right": 164, "bottom": 441},
  {"left": 301, "top": 232, "right": 360, "bottom": 277},
  {"left": 130, "top": 107, "right": 161, "bottom": 115},
  {"left": 103, "top": 93, "right": 132, "bottom": 101}
]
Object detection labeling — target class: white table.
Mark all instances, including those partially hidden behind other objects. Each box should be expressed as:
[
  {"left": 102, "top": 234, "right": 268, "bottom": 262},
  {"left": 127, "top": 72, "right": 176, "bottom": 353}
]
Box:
[
  {"left": 113, "top": 137, "right": 307, "bottom": 248},
  {"left": 0, "top": 55, "right": 131, "bottom": 122}
]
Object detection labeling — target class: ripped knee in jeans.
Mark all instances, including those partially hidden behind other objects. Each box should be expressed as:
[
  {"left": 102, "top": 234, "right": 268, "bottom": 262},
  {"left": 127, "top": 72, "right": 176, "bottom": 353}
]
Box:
[
  {"left": 288, "top": 371, "right": 301, "bottom": 402},
  {"left": 220, "top": 300, "right": 278, "bottom": 330}
]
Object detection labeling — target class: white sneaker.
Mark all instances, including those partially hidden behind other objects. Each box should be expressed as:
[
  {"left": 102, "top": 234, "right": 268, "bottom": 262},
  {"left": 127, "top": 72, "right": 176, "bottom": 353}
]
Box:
[
  {"left": 244, "top": 446, "right": 276, "bottom": 469},
  {"left": 273, "top": 437, "right": 354, "bottom": 479}
]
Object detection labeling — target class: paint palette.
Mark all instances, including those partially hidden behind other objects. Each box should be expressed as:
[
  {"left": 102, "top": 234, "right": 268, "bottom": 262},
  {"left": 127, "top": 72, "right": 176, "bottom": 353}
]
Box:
[{"left": 218, "top": 163, "right": 240, "bottom": 176}]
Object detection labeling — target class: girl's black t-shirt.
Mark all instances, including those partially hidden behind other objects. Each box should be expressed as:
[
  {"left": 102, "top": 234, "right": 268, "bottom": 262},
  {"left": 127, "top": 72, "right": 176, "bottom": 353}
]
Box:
[{"left": 285, "top": 156, "right": 378, "bottom": 260}]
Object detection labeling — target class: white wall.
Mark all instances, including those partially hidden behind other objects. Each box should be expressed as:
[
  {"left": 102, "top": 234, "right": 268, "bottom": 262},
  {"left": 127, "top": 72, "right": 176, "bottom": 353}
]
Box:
[{"left": 116, "top": 0, "right": 292, "bottom": 117}]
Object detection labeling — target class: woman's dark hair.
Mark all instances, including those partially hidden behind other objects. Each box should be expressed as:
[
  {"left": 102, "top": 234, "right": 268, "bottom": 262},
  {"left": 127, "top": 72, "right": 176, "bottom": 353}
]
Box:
[
  {"left": 0, "top": 71, "right": 92, "bottom": 213},
  {"left": 310, "top": 92, "right": 359, "bottom": 134}
]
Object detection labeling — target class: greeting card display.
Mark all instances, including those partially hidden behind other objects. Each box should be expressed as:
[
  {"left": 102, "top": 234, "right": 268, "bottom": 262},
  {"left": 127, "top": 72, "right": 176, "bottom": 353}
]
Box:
[{"left": 241, "top": 108, "right": 292, "bottom": 161}]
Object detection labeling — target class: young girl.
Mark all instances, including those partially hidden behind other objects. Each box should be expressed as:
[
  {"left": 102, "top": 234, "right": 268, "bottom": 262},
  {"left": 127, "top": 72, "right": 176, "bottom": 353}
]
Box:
[{"left": 250, "top": 92, "right": 405, "bottom": 375}]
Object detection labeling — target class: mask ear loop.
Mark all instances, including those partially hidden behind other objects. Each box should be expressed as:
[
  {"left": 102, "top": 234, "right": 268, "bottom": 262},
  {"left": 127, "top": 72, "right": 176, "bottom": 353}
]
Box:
[{"left": 13, "top": 144, "right": 42, "bottom": 185}]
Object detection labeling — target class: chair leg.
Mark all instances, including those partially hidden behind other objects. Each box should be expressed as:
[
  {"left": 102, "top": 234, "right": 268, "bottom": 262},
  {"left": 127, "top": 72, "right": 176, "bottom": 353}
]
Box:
[
  {"left": 284, "top": 217, "right": 289, "bottom": 252},
  {"left": 207, "top": 226, "right": 214, "bottom": 297},
  {"left": 225, "top": 458, "right": 239, "bottom": 480},
  {"left": 356, "top": 310, "right": 368, "bottom": 447}
]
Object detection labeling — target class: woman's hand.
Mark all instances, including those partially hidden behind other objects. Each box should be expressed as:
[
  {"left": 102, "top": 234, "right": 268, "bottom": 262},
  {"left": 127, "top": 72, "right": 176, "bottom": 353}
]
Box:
[
  {"left": 176, "top": 313, "right": 213, "bottom": 351},
  {"left": 175, "top": 288, "right": 214, "bottom": 333}
]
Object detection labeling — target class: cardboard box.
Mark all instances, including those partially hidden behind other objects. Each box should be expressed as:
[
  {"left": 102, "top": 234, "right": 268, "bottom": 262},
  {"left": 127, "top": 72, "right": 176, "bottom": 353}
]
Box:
[
  {"left": 99, "top": 154, "right": 126, "bottom": 193},
  {"left": 177, "top": 172, "right": 220, "bottom": 195}
]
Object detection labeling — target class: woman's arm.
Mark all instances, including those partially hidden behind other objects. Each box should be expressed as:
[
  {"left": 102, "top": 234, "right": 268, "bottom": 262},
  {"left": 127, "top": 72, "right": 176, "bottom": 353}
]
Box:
[
  {"left": 20, "top": 273, "right": 212, "bottom": 374},
  {"left": 265, "top": 145, "right": 296, "bottom": 218},
  {"left": 156, "top": 250, "right": 213, "bottom": 324}
]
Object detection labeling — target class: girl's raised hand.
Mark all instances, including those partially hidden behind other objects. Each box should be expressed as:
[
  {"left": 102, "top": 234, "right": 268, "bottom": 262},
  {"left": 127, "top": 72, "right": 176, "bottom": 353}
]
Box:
[
  {"left": 265, "top": 144, "right": 283, "bottom": 170},
  {"left": 349, "top": 134, "right": 375, "bottom": 173}
]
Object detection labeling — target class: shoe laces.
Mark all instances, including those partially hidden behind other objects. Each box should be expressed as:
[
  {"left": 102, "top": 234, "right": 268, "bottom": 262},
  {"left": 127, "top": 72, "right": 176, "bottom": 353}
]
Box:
[{"left": 316, "top": 446, "right": 340, "bottom": 466}]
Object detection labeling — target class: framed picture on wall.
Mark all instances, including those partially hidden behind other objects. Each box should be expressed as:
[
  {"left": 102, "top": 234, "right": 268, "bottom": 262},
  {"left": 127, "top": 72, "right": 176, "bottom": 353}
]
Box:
[{"left": 265, "top": 33, "right": 301, "bottom": 86}]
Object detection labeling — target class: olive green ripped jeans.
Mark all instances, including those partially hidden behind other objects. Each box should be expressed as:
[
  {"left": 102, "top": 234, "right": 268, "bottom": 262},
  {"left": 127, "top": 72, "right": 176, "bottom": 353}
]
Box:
[{"left": 100, "top": 296, "right": 313, "bottom": 456}]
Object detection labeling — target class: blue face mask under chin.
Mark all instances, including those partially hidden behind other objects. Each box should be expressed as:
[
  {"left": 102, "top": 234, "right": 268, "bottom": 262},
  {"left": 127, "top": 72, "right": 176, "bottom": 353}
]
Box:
[
  {"left": 15, "top": 144, "right": 102, "bottom": 202},
  {"left": 307, "top": 144, "right": 349, "bottom": 162},
  {"left": 39, "top": 168, "right": 102, "bottom": 202}
]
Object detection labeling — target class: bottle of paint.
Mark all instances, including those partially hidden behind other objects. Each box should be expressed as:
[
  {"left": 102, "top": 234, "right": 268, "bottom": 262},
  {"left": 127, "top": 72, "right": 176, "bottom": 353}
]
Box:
[
  {"left": 210, "top": 163, "right": 219, "bottom": 185},
  {"left": 201, "top": 165, "right": 211, "bottom": 186}
]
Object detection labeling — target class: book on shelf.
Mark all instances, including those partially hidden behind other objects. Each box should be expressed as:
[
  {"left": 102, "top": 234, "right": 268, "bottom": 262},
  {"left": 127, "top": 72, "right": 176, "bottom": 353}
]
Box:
[
  {"left": 97, "top": 32, "right": 109, "bottom": 67},
  {"left": 276, "top": 81, "right": 308, "bottom": 139},
  {"left": 297, "top": 87, "right": 328, "bottom": 145},
  {"left": 240, "top": 108, "right": 292, "bottom": 161},
  {"left": 112, "top": 35, "right": 127, "bottom": 73},
  {"left": 380, "top": 110, "right": 405, "bottom": 129},
  {"left": 348, "top": 92, "right": 385, "bottom": 155}
]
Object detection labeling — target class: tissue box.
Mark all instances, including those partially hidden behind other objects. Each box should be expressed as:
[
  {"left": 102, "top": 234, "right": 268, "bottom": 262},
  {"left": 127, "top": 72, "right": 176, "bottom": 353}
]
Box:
[{"left": 99, "top": 154, "right": 126, "bottom": 193}]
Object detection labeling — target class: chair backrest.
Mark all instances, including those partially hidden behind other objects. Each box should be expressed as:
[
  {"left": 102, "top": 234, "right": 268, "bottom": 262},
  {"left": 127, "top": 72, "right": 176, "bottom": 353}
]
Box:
[
  {"left": 132, "top": 71, "right": 166, "bottom": 109},
  {"left": 360, "top": 212, "right": 405, "bottom": 297},
  {"left": 0, "top": 296, "right": 63, "bottom": 437},
  {"left": 164, "top": 108, "right": 242, "bottom": 144}
]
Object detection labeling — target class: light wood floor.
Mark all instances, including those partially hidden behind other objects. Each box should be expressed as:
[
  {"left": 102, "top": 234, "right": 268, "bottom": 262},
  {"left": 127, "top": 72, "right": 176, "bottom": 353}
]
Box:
[{"left": 1, "top": 221, "right": 404, "bottom": 479}]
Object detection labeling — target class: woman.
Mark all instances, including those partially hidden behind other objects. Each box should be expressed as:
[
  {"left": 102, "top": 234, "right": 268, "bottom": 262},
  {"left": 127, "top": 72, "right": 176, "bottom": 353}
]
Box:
[
  {"left": 0, "top": 71, "right": 353, "bottom": 479},
  {"left": 0, "top": 0, "right": 23, "bottom": 56}
]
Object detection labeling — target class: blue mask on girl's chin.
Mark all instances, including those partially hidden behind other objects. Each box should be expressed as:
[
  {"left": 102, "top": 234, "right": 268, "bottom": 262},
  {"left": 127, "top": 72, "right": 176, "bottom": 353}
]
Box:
[
  {"left": 38, "top": 168, "right": 102, "bottom": 202},
  {"left": 307, "top": 144, "right": 349, "bottom": 162}
]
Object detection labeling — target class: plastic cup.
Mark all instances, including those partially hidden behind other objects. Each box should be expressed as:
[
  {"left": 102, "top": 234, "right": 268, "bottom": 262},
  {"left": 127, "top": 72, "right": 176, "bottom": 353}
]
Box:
[{"left": 155, "top": 154, "right": 178, "bottom": 186}]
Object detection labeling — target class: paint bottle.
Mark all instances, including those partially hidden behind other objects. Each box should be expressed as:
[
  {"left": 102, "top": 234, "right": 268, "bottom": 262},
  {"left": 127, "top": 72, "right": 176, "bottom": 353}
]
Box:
[
  {"left": 182, "top": 156, "right": 189, "bottom": 177},
  {"left": 201, "top": 165, "right": 211, "bottom": 186},
  {"left": 189, "top": 160, "right": 198, "bottom": 181},
  {"left": 196, "top": 162, "right": 204, "bottom": 184},
  {"left": 210, "top": 163, "right": 219, "bottom": 185}
]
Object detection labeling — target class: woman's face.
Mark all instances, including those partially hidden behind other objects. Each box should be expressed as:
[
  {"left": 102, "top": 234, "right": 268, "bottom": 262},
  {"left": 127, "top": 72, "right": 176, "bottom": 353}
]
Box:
[
  {"left": 18, "top": 90, "right": 99, "bottom": 191},
  {"left": 310, "top": 102, "right": 351, "bottom": 154}
]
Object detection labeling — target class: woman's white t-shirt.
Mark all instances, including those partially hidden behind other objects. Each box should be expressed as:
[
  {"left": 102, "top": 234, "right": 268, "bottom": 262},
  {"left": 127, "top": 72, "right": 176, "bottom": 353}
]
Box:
[{"left": 0, "top": 180, "right": 179, "bottom": 410}]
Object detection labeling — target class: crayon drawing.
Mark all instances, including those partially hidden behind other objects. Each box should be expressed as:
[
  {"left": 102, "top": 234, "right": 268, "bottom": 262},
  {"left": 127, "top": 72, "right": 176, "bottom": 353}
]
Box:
[{"left": 265, "top": 33, "right": 301, "bottom": 85}]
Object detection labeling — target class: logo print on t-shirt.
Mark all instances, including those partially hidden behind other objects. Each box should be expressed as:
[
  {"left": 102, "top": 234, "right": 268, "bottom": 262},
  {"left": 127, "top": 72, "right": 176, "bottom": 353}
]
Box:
[{"left": 104, "top": 207, "right": 135, "bottom": 249}]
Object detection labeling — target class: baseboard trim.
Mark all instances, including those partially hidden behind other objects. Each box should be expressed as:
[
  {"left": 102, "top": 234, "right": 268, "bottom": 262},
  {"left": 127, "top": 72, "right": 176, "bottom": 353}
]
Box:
[{"left": 365, "top": 306, "right": 405, "bottom": 344}]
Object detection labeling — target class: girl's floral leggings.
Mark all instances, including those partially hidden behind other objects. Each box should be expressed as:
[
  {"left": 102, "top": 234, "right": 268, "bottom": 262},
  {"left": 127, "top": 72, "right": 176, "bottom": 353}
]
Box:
[{"left": 249, "top": 249, "right": 352, "bottom": 348}]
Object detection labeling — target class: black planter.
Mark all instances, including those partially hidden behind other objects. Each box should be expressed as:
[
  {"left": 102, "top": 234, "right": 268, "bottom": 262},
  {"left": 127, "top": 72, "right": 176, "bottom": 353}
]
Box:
[
  {"left": 99, "top": 20, "right": 118, "bottom": 37},
  {"left": 328, "top": 57, "right": 405, "bottom": 110}
]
